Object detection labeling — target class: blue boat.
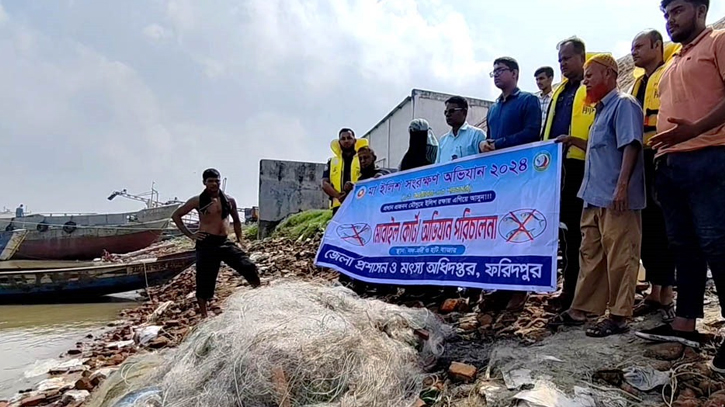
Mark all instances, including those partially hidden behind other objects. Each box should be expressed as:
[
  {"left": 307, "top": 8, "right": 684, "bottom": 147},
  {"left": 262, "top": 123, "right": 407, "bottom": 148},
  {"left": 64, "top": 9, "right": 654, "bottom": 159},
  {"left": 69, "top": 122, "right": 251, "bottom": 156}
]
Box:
[
  {"left": 0, "top": 250, "right": 195, "bottom": 303},
  {"left": 0, "top": 229, "right": 28, "bottom": 261}
]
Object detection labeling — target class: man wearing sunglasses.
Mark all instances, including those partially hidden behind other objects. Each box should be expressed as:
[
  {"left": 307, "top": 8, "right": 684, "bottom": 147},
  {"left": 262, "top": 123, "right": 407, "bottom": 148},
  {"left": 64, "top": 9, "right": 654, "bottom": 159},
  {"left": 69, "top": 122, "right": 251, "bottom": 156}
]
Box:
[{"left": 436, "top": 96, "right": 487, "bottom": 164}]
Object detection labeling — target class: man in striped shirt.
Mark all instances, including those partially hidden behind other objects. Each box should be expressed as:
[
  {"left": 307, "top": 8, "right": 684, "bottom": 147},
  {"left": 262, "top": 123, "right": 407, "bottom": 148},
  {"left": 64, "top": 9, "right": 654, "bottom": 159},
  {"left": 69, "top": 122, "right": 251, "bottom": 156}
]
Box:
[{"left": 535, "top": 66, "right": 555, "bottom": 135}]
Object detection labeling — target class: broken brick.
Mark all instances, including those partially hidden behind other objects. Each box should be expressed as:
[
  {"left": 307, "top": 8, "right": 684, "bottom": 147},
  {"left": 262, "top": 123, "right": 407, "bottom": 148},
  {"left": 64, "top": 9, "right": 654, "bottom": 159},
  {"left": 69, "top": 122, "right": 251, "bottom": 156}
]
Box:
[{"left": 448, "top": 362, "right": 477, "bottom": 383}]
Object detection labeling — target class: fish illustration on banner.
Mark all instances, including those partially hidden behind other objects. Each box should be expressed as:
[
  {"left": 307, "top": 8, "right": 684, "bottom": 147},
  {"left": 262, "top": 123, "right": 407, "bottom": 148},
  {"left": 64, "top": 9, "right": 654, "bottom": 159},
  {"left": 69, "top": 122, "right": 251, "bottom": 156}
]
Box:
[{"left": 314, "top": 141, "right": 563, "bottom": 292}]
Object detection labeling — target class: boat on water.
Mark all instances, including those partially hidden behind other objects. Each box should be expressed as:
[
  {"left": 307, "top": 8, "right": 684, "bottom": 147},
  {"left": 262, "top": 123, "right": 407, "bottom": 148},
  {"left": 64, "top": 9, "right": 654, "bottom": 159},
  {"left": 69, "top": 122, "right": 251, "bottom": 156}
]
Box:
[
  {"left": 0, "top": 250, "right": 195, "bottom": 303},
  {"left": 0, "top": 204, "right": 180, "bottom": 260},
  {"left": 0, "top": 229, "right": 28, "bottom": 261}
]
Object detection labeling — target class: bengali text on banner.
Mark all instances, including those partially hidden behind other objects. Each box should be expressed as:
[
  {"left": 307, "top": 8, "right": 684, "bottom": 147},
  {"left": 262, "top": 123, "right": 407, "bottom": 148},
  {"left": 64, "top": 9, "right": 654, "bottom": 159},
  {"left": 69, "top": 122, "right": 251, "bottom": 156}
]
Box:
[{"left": 314, "top": 141, "right": 563, "bottom": 292}]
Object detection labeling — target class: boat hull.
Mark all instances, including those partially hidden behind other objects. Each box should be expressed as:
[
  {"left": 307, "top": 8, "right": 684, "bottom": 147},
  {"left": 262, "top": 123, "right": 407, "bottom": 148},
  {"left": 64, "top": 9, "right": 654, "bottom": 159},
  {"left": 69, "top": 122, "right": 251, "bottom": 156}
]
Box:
[
  {"left": 0, "top": 229, "right": 28, "bottom": 261},
  {"left": 0, "top": 250, "right": 195, "bottom": 303},
  {"left": 1, "top": 205, "right": 179, "bottom": 260}
]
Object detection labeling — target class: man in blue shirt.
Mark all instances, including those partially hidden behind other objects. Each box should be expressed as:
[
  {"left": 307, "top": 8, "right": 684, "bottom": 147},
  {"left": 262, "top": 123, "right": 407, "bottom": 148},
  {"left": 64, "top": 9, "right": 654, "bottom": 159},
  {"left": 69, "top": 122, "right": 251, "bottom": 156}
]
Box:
[
  {"left": 549, "top": 54, "right": 645, "bottom": 338},
  {"left": 481, "top": 57, "right": 542, "bottom": 311},
  {"left": 480, "top": 57, "right": 541, "bottom": 154},
  {"left": 437, "top": 96, "right": 487, "bottom": 164}
]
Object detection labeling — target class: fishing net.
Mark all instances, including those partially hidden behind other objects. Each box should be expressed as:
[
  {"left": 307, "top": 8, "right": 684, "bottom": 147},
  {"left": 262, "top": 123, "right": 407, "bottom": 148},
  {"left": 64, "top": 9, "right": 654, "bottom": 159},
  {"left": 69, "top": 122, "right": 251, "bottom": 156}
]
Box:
[{"left": 88, "top": 281, "right": 451, "bottom": 407}]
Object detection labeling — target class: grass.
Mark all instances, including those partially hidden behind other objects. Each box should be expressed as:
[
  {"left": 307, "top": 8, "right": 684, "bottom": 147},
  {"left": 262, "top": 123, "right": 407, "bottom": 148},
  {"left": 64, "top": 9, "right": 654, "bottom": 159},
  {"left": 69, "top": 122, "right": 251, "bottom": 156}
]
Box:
[
  {"left": 243, "top": 224, "right": 259, "bottom": 241},
  {"left": 273, "top": 210, "right": 333, "bottom": 241}
]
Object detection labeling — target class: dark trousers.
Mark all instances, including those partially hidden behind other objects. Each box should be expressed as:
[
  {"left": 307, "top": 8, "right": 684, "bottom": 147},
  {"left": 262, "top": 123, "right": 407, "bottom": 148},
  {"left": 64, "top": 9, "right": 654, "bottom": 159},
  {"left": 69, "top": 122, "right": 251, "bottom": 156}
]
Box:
[
  {"left": 559, "top": 158, "right": 585, "bottom": 308},
  {"left": 641, "top": 149, "right": 676, "bottom": 286},
  {"left": 195, "top": 235, "right": 260, "bottom": 300},
  {"left": 655, "top": 147, "right": 725, "bottom": 319}
]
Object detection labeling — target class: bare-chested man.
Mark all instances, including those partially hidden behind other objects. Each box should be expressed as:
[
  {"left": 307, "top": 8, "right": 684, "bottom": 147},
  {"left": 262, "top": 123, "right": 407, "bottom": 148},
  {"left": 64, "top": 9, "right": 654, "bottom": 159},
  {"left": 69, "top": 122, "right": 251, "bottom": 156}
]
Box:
[{"left": 171, "top": 168, "right": 260, "bottom": 318}]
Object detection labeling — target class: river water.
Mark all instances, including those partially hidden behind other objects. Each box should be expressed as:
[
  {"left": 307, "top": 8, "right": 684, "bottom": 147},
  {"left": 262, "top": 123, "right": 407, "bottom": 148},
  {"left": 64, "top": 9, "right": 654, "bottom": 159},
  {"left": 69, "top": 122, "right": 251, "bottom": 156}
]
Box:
[{"left": 0, "top": 296, "right": 137, "bottom": 398}]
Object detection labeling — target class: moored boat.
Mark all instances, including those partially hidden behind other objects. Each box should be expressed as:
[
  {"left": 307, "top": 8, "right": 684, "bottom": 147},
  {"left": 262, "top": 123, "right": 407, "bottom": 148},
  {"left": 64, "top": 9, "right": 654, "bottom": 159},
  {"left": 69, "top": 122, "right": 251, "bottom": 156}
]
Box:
[
  {"left": 0, "top": 229, "right": 28, "bottom": 261},
  {"left": 0, "top": 250, "right": 195, "bottom": 303},
  {"left": 0, "top": 204, "right": 180, "bottom": 260}
]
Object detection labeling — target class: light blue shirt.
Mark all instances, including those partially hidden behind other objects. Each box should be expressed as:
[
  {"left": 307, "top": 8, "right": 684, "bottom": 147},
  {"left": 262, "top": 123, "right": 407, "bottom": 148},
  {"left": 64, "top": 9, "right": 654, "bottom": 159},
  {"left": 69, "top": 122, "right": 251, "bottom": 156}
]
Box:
[
  {"left": 578, "top": 90, "right": 646, "bottom": 210},
  {"left": 436, "top": 122, "right": 487, "bottom": 164}
]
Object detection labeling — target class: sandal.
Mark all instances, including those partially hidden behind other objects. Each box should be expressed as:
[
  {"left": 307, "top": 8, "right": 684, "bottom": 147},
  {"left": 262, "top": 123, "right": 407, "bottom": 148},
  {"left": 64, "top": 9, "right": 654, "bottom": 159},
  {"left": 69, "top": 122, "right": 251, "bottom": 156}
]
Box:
[
  {"left": 585, "top": 318, "right": 629, "bottom": 338},
  {"left": 633, "top": 299, "right": 661, "bottom": 317},
  {"left": 548, "top": 312, "right": 585, "bottom": 328},
  {"left": 660, "top": 302, "right": 676, "bottom": 323}
]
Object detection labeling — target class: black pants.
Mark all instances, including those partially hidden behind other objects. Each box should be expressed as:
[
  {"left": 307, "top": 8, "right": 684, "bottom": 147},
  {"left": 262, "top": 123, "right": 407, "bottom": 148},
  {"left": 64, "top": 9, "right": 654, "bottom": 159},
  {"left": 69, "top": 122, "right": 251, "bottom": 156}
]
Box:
[
  {"left": 641, "top": 149, "right": 676, "bottom": 286},
  {"left": 195, "top": 235, "right": 260, "bottom": 300},
  {"left": 559, "top": 158, "right": 585, "bottom": 308},
  {"left": 655, "top": 147, "right": 725, "bottom": 319}
]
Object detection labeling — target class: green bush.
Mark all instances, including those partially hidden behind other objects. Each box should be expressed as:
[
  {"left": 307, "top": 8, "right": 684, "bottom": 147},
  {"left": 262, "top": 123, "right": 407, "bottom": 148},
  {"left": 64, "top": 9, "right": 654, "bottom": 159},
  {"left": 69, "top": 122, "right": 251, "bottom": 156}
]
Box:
[
  {"left": 243, "top": 224, "right": 259, "bottom": 241},
  {"left": 273, "top": 210, "right": 332, "bottom": 240}
]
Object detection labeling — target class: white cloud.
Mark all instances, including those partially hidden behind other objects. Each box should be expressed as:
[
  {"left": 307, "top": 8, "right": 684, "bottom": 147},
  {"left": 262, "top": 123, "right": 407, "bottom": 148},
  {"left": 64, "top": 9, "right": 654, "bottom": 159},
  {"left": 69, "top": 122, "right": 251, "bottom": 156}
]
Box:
[
  {"left": 143, "top": 23, "right": 173, "bottom": 42},
  {"left": 0, "top": 3, "right": 8, "bottom": 25},
  {"left": 0, "top": 0, "right": 724, "bottom": 213}
]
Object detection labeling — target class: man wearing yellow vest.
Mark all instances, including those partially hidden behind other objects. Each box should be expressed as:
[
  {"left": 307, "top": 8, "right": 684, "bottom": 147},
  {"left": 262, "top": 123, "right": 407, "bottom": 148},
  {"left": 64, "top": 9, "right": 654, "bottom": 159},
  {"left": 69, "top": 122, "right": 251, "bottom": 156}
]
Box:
[
  {"left": 629, "top": 30, "right": 679, "bottom": 321},
  {"left": 542, "top": 37, "right": 596, "bottom": 312},
  {"left": 322, "top": 128, "right": 369, "bottom": 216}
]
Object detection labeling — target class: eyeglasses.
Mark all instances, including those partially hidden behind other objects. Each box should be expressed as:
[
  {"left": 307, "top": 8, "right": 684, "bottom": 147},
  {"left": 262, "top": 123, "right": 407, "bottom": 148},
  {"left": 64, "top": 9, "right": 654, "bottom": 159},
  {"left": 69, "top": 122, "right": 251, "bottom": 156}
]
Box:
[
  {"left": 489, "top": 68, "right": 511, "bottom": 78},
  {"left": 444, "top": 108, "right": 465, "bottom": 116}
]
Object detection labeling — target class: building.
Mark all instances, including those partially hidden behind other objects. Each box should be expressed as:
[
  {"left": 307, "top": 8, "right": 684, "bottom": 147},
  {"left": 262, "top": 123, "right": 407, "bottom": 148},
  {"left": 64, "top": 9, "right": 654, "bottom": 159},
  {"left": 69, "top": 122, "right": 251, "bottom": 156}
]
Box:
[{"left": 363, "top": 89, "right": 494, "bottom": 169}]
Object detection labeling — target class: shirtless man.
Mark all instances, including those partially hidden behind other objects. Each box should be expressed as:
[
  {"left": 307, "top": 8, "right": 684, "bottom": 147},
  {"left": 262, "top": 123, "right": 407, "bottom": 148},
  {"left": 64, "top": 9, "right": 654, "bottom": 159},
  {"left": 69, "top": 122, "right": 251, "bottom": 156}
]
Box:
[{"left": 171, "top": 168, "right": 260, "bottom": 318}]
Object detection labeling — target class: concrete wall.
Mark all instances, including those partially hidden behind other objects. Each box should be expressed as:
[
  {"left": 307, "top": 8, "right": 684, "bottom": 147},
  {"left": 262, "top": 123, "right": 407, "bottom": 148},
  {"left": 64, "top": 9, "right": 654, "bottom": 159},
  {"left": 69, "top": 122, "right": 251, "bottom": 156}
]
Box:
[
  {"left": 258, "top": 159, "right": 328, "bottom": 239},
  {"left": 364, "top": 89, "right": 494, "bottom": 169}
]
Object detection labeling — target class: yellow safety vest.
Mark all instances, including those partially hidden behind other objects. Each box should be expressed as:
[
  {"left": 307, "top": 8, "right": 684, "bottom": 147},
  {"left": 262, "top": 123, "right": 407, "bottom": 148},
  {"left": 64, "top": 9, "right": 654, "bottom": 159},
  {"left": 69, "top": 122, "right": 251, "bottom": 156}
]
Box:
[
  {"left": 542, "top": 52, "right": 600, "bottom": 161},
  {"left": 629, "top": 43, "right": 681, "bottom": 145},
  {"left": 328, "top": 138, "right": 369, "bottom": 208}
]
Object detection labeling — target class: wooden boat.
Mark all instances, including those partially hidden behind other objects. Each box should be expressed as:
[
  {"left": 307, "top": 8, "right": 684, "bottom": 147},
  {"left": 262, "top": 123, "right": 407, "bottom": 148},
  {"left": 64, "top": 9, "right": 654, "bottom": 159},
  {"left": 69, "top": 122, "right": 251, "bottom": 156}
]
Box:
[
  {"left": 0, "top": 250, "right": 195, "bottom": 302},
  {"left": 0, "top": 204, "right": 180, "bottom": 260},
  {"left": 0, "top": 229, "right": 28, "bottom": 261}
]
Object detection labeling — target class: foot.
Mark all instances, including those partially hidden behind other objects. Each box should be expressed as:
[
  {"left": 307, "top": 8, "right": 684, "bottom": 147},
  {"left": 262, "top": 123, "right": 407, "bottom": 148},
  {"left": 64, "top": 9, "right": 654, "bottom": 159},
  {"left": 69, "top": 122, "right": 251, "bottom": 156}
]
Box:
[
  {"left": 586, "top": 318, "right": 629, "bottom": 338},
  {"left": 660, "top": 302, "right": 676, "bottom": 323},
  {"left": 506, "top": 292, "right": 529, "bottom": 311},
  {"left": 710, "top": 343, "right": 725, "bottom": 374},
  {"left": 548, "top": 311, "right": 586, "bottom": 328},
  {"left": 633, "top": 299, "right": 661, "bottom": 317},
  {"left": 635, "top": 324, "right": 701, "bottom": 348}
]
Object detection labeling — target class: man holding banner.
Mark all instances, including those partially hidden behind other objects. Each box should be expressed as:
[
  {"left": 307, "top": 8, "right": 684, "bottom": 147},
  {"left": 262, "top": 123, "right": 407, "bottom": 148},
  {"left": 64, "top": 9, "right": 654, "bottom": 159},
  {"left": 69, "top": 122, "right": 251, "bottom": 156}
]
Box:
[
  {"left": 314, "top": 135, "right": 562, "bottom": 303},
  {"left": 481, "top": 56, "right": 543, "bottom": 311},
  {"left": 549, "top": 54, "right": 645, "bottom": 337}
]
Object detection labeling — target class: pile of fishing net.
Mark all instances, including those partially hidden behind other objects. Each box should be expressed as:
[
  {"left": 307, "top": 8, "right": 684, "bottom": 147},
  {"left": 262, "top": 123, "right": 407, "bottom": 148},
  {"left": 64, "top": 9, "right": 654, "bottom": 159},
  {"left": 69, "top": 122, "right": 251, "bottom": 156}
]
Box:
[{"left": 88, "top": 281, "right": 451, "bottom": 407}]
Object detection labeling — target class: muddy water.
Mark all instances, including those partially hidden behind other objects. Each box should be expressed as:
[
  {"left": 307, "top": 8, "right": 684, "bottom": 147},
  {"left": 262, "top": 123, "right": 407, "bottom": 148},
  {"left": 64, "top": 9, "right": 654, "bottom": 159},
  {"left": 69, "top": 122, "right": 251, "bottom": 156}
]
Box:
[{"left": 0, "top": 297, "right": 137, "bottom": 398}]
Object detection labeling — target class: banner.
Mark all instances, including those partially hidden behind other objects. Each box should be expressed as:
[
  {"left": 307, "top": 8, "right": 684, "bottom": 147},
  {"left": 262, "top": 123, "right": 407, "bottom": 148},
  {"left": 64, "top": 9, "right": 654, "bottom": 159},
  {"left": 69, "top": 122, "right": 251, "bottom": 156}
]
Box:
[{"left": 315, "top": 141, "right": 562, "bottom": 292}]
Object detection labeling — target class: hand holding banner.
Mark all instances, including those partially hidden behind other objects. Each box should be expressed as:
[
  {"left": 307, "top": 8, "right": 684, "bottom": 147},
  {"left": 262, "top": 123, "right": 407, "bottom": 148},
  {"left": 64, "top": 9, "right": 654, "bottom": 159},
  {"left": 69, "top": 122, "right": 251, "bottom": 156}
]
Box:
[{"left": 315, "top": 141, "right": 563, "bottom": 292}]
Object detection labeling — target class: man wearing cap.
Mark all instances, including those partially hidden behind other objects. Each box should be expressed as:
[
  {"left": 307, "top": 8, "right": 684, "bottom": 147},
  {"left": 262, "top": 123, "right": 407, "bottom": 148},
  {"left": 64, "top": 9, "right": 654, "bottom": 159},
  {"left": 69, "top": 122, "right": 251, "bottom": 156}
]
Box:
[
  {"left": 357, "top": 146, "right": 392, "bottom": 181},
  {"left": 549, "top": 54, "right": 645, "bottom": 337},
  {"left": 400, "top": 119, "right": 439, "bottom": 171}
]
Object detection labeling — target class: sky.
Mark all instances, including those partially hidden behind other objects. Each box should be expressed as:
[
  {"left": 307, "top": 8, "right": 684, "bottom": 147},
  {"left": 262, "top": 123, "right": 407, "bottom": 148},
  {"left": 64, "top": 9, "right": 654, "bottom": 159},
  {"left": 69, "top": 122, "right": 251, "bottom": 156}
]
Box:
[{"left": 1, "top": 0, "right": 723, "bottom": 214}]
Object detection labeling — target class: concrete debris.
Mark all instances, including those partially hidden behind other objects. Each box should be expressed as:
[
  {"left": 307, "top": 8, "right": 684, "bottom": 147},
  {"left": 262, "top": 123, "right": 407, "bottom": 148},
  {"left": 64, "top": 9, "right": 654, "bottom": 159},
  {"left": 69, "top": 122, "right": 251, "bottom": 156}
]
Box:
[
  {"left": 12, "top": 234, "right": 725, "bottom": 407},
  {"left": 449, "top": 362, "right": 478, "bottom": 383},
  {"left": 61, "top": 390, "right": 90, "bottom": 405}
]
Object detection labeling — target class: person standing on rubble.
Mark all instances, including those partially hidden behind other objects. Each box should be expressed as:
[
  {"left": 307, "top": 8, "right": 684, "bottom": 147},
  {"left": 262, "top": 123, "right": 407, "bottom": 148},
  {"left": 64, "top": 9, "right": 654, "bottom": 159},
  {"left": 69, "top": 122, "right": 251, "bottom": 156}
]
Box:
[
  {"left": 437, "top": 96, "right": 487, "bottom": 164},
  {"left": 541, "top": 37, "right": 597, "bottom": 312},
  {"left": 636, "top": 0, "right": 725, "bottom": 370},
  {"left": 399, "top": 119, "right": 439, "bottom": 171},
  {"left": 549, "top": 54, "right": 645, "bottom": 337},
  {"left": 322, "top": 128, "right": 369, "bottom": 216},
  {"left": 628, "top": 29, "right": 679, "bottom": 322},
  {"left": 357, "top": 146, "right": 392, "bottom": 180},
  {"left": 480, "top": 56, "right": 542, "bottom": 312},
  {"left": 534, "top": 67, "right": 556, "bottom": 135},
  {"left": 171, "top": 168, "right": 261, "bottom": 318}
]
